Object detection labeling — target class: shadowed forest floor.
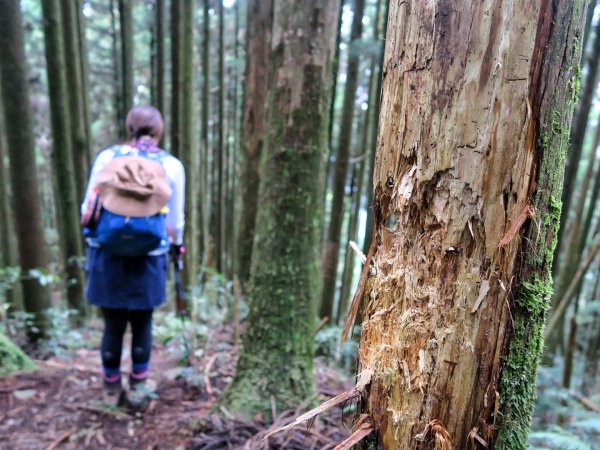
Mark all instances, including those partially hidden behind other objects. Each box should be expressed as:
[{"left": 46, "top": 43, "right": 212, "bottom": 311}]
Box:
[{"left": 0, "top": 324, "right": 354, "bottom": 449}]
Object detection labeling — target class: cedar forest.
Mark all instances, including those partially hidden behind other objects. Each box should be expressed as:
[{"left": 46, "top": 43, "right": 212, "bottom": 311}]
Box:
[{"left": 1, "top": 1, "right": 600, "bottom": 449}]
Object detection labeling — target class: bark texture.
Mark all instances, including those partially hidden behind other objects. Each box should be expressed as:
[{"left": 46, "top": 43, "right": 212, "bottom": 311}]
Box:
[
  {"left": 220, "top": 0, "right": 340, "bottom": 420},
  {"left": 0, "top": 0, "right": 52, "bottom": 334},
  {"left": 119, "top": 0, "right": 133, "bottom": 135},
  {"left": 42, "top": 0, "right": 86, "bottom": 317},
  {"left": 236, "top": 0, "right": 273, "bottom": 291},
  {"left": 180, "top": 0, "right": 198, "bottom": 287},
  {"left": 356, "top": 1, "right": 584, "bottom": 449},
  {"left": 61, "top": 0, "right": 90, "bottom": 201}
]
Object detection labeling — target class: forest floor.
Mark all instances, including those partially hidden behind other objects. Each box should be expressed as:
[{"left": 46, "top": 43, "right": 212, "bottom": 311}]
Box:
[{"left": 0, "top": 322, "right": 355, "bottom": 450}]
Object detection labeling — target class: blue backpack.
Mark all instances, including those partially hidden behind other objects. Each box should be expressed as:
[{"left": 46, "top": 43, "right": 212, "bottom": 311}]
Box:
[{"left": 83, "top": 147, "right": 172, "bottom": 257}]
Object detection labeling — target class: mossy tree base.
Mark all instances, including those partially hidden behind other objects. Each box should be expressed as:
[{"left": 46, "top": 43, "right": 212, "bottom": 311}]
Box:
[
  {"left": 0, "top": 332, "right": 36, "bottom": 378},
  {"left": 219, "top": 0, "right": 340, "bottom": 422}
]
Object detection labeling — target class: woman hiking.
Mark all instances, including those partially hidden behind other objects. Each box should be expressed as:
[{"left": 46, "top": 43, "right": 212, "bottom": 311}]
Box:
[{"left": 81, "top": 105, "right": 185, "bottom": 408}]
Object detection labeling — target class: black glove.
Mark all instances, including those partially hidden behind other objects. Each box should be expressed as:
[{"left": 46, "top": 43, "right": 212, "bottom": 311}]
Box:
[{"left": 169, "top": 244, "right": 185, "bottom": 268}]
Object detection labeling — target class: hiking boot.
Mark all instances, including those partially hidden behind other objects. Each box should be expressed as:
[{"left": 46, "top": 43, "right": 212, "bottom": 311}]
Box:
[
  {"left": 125, "top": 378, "right": 157, "bottom": 410},
  {"left": 102, "top": 380, "right": 124, "bottom": 407}
]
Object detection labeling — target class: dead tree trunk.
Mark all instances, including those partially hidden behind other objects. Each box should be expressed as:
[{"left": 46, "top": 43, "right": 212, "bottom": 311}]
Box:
[{"left": 351, "top": 1, "right": 585, "bottom": 448}]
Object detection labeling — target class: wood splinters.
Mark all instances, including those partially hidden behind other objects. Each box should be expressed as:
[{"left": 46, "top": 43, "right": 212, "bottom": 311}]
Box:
[
  {"left": 333, "top": 421, "right": 374, "bottom": 450},
  {"left": 262, "top": 389, "right": 360, "bottom": 440},
  {"left": 468, "top": 427, "right": 488, "bottom": 448},
  {"left": 498, "top": 204, "right": 535, "bottom": 247},
  {"left": 415, "top": 419, "right": 452, "bottom": 450}
]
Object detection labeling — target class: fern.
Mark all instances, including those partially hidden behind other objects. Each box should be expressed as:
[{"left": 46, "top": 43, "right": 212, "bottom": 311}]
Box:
[{"left": 529, "top": 430, "right": 592, "bottom": 450}]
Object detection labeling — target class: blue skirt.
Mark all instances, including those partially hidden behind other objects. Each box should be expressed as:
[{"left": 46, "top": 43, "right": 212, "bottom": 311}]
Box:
[{"left": 85, "top": 247, "right": 168, "bottom": 310}]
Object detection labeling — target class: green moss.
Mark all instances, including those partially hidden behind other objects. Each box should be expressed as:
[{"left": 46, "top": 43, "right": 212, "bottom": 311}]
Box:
[
  {"left": 0, "top": 332, "right": 36, "bottom": 378},
  {"left": 495, "top": 278, "right": 552, "bottom": 449},
  {"left": 570, "top": 64, "right": 582, "bottom": 104}
]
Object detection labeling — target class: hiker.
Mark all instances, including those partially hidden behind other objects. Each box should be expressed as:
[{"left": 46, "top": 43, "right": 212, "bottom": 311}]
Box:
[{"left": 81, "top": 105, "right": 185, "bottom": 408}]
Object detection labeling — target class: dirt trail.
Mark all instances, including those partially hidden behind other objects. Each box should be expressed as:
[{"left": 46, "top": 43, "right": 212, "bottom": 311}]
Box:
[{"left": 0, "top": 326, "right": 354, "bottom": 450}]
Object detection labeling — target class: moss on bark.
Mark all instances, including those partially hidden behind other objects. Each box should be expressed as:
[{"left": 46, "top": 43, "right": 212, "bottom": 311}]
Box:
[
  {"left": 219, "top": 0, "right": 340, "bottom": 420},
  {"left": 0, "top": 333, "right": 36, "bottom": 378},
  {"left": 496, "top": 1, "right": 585, "bottom": 447}
]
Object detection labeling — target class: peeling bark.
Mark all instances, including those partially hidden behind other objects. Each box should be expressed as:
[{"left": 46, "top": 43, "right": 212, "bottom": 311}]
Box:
[{"left": 357, "top": 1, "right": 585, "bottom": 448}]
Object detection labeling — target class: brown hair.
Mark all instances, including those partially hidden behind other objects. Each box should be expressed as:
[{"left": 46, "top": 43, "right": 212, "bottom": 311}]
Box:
[{"left": 126, "top": 105, "right": 164, "bottom": 141}]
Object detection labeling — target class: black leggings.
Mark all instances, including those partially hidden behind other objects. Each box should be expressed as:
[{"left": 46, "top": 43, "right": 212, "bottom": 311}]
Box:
[{"left": 101, "top": 308, "right": 153, "bottom": 374}]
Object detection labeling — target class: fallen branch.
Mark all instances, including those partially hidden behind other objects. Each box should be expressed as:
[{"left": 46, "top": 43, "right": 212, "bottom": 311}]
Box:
[
  {"left": 262, "top": 389, "right": 360, "bottom": 440},
  {"left": 45, "top": 429, "right": 75, "bottom": 450},
  {"left": 569, "top": 390, "right": 600, "bottom": 413}
]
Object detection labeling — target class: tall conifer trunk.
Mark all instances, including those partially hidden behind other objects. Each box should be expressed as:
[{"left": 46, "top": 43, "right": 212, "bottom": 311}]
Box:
[
  {"left": 353, "top": 1, "right": 585, "bottom": 448},
  {"left": 221, "top": 0, "right": 340, "bottom": 419},
  {"left": 236, "top": 0, "right": 273, "bottom": 291},
  {"left": 180, "top": 0, "right": 198, "bottom": 287},
  {"left": 0, "top": 0, "right": 53, "bottom": 336},
  {"left": 41, "top": 0, "right": 85, "bottom": 318},
  {"left": 61, "top": 0, "right": 90, "bottom": 201},
  {"left": 216, "top": 0, "right": 225, "bottom": 274},
  {"left": 119, "top": 0, "right": 133, "bottom": 134},
  {"left": 320, "top": 0, "right": 366, "bottom": 319},
  {"left": 201, "top": 0, "right": 214, "bottom": 270}
]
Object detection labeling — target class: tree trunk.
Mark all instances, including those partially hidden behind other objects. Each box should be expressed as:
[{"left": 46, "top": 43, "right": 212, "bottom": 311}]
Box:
[
  {"left": 119, "top": 0, "right": 133, "bottom": 134},
  {"left": 170, "top": 0, "right": 181, "bottom": 157},
  {"left": 338, "top": 112, "right": 367, "bottom": 323},
  {"left": 180, "top": 0, "right": 198, "bottom": 288},
  {"left": 76, "top": 0, "right": 92, "bottom": 163},
  {"left": 153, "top": 0, "right": 166, "bottom": 132},
  {"left": 61, "top": 0, "right": 90, "bottom": 201},
  {"left": 235, "top": 0, "right": 273, "bottom": 291},
  {"left": 362, "top": 0, "right": 388, "bottom": 257},
  {"left": 320, "top": 0, "right": 366, "bottom": 319},
  {"left": 110, "top": 0, "right": 121, "bottom": 138},
  {"left": 353, "top": 1, "right": 585, "bottom": 449},
  {"left": 41, "top": 0, "right": 86, "bottom": 318},
  {"left": 200, "top": 0, "right": 214, "bottom": 271},
  {"left": 220, "top": 0, "right": 340, "bottom": 420},
  {"left": 0, "top": 108, "right": 23, "bottom": 310},
  {"left": 548, "top": 125, "right": 600, "bottom": 355},
  {"left": 216, "top": 0, "right": 225, "bottom": 274},
  {"left": 0, "top": 0, "right": 53, "bottom": 336},
  {"left": 555, "top": 17, "right": 600, "bottom": 275}
]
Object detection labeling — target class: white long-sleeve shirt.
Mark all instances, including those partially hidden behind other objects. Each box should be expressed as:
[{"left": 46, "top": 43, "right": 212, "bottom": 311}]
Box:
[{"left": 81, "top": 145, "right": 186, "bottom": 252}]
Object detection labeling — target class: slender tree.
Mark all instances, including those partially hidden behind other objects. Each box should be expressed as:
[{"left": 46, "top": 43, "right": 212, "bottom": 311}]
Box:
[
  {"left": 0, "top": 0, "right": 53, "bottom": 335},
  {"left": 220, "top": 0, "right": 340, "bottom": 419},
  {"left": 170, "top": 0, "right": 181, "bottom": 157},
  {"left": 41, "top": 0, "right": 86, "bottom": 318},
  {"left": 236, "top": 0, "right": 273, "bottom": 291},
  {"left": 61, "top": 0, "right": 90, "bottom": 200},
  {"left": 320, "top": 0, "right": 366, "bottom": 319},
  {"left": 180, "top": 0, "right": 198, "bottom": 286},
  {"left": 556, "top": 18, "right": 600, "bottom": 273},
  {"left": 201, "top": 0, "right": 214, "bottom": 270},
  {"left": 119, "top": 0, "right": 134, "bottom": 135},
  {"left": 362, "top": 0, "right": 388, "bottom": 256},
  {"left": 76, "top": 0, "right": 92, "bottom": 162},
  {"left": 216, "top": 0, "right": 225, "bottom": 274},
  {"left": 0, "top": 105, "right": 22, "bottom": 310},
  {"left": 348, "top": 1, "right": 585, "bottom": 448},
  {"left": 153, "top": 0, "right": 166, "bottom": 128}
]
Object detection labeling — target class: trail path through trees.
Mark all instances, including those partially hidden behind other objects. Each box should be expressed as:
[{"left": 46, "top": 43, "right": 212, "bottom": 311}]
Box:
[{"left": 0, "top": 324, "right": 353, "bottom": 449}]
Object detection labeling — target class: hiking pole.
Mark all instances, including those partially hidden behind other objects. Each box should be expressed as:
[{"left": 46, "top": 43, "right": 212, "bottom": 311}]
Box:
[
  {"left": 170, "top": 245, "right": 192, "bottom": 364},
  {"left": 171, "top": 248, "right": 187, "bottom": 317}
]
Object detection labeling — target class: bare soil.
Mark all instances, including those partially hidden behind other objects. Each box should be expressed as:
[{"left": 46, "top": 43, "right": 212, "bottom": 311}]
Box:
[{"left": 0, "top": 325, "right": 354, "bottom": 450}]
